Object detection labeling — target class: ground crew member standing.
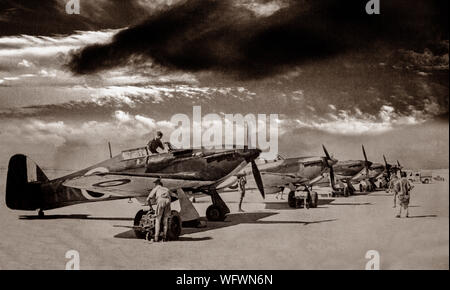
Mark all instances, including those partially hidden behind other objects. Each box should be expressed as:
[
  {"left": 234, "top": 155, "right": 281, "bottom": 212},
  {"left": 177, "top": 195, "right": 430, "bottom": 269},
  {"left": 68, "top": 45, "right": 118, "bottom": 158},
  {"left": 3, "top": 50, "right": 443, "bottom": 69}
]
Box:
[
  {"left": 146, "top": 178, "right": 177, "bottom": 242},
  {"left": 147, "top": 131, "right": 165, "bottom": 154},
  {"left": 238, "top": 176, "right": 247, "bottom": 212},
  {"left": 393, "top": 172, "right": 413, "bottom": 218},
  {"left": 389, "top": 174, "right": 399, "bottom": 207}
]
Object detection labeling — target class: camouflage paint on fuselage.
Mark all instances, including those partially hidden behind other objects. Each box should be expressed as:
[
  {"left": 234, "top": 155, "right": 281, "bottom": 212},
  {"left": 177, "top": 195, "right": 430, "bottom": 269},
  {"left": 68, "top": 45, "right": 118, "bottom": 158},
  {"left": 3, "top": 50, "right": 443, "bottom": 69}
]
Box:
[{"left": 6, "top": 147, "right": 261, "bottom": 211}]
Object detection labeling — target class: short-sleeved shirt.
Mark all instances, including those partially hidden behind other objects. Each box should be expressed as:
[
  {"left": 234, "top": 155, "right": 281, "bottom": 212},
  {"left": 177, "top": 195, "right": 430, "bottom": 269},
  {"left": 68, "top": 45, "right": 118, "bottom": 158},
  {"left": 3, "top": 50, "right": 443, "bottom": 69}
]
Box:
[
  {"left": 148, "top": 138, "right": 164, "bottom": 154},
  {"left": 147, "top": 185, "right": 171, "bottom": 202},
  {"left": 394, "top": 178, "right": 411, "bottom": 196}
]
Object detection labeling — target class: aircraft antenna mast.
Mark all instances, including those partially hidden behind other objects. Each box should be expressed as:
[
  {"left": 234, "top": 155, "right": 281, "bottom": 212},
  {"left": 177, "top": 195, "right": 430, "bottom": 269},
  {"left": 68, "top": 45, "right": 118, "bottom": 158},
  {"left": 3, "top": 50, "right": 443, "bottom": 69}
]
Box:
[{"left": 108, "top": 141, "right": 112, "bottom": 158}]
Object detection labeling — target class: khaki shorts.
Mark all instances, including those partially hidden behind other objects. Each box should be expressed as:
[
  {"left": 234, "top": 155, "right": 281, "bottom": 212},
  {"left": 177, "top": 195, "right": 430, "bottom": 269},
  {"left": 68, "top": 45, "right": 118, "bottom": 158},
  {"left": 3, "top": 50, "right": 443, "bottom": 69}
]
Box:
[
  {"left": 156, "top": 198, "right": 171, "bottom": 217},
  {"left": 397, "top": 194, "right": 410, "bottom": 206}
]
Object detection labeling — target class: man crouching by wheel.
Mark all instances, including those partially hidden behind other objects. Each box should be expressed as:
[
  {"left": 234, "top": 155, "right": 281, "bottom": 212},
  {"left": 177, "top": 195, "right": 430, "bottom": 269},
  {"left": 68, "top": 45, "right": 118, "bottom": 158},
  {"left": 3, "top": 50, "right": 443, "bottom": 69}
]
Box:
[{"left": 146, "top": 178, "right": 178, "bottom": 243}]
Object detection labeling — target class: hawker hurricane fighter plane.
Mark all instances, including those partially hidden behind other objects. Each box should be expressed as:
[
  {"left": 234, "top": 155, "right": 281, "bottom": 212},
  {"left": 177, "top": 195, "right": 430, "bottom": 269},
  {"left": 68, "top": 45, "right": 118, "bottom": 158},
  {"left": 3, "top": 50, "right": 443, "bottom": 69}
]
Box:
[
  {"left": 225, "top": 145, "right": 337, "bottom": 208},
  {"left": 6, "top": 143, "right": 266, "bottom": 238},
  {"left": 315, "top": 145, "right": 372, "bottom": 195},
  {"left": 358, "top": 155, "right": 404, "bottom": 191}
]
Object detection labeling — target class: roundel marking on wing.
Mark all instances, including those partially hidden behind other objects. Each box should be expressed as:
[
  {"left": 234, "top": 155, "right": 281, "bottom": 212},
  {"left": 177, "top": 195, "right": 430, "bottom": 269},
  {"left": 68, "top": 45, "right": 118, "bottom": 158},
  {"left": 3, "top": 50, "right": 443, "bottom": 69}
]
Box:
[
  {"left": 80, "top": 167, "right": 111, "bottom": 200},
  {"left": 92, "top": 179, "right": 131, "bottom": 188}
]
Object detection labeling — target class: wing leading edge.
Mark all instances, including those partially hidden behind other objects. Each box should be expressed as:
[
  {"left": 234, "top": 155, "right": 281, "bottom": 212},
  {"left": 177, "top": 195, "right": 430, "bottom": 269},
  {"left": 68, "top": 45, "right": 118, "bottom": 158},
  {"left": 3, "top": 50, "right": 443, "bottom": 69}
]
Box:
[{"left": 63, "top": 173, "right": 215, "bottom": 198}]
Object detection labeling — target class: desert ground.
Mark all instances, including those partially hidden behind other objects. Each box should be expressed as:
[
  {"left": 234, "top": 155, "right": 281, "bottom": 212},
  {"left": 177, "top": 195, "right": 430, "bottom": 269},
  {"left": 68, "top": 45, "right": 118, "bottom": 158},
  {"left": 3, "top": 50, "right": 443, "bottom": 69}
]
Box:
[{"left": 0, "top": 170, "right": 448, "bottom": 270}]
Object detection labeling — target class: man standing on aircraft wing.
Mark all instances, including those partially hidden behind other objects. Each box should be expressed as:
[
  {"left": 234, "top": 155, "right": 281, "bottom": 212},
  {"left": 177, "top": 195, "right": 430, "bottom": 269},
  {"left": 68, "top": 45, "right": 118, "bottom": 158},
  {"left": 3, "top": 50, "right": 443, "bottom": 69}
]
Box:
[
  {"left": 146, "top": 178, "right": 177, "bottom": 242},
  {"left": 147, "top": 131, "right": 165, "bottom": 154}
]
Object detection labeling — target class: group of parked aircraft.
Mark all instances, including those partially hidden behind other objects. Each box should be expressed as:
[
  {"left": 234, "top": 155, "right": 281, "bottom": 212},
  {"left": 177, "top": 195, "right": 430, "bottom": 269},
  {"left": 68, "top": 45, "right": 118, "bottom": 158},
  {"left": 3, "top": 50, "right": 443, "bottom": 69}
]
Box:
[{"left": 5, "top": 141, "right": 403, "bottom": 238}]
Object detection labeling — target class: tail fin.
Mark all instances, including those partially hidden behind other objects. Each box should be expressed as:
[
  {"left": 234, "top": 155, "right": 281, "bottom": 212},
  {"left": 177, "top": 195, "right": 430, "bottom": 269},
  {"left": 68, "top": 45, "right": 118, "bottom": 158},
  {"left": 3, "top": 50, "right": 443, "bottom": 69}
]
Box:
[{"left": 6, "top": 154, "right": 48, "bottom": 210}]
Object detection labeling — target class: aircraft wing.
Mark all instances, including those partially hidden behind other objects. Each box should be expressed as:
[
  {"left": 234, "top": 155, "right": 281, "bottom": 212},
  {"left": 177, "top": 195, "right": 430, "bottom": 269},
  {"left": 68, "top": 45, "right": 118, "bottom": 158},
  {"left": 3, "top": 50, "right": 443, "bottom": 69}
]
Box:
[
  {"left": 63, "top": 173, "right": 215, "bottom": 198},
  {"left": 241, "top": 172, "right": 309, "bottom": 192}
]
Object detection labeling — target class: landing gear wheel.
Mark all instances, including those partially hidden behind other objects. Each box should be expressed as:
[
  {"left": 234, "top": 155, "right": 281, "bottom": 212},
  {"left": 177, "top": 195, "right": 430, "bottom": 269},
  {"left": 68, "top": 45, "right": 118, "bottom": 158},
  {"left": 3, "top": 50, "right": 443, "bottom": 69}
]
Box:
[
  {"left": 133, "top": 209, "right": 148, "bottom": 239},
  {"left": 310, "top": 192, "right": 319, "bottom": 208},
  {"left": 166, "top": 210, "right": 182, "bottom": 241},
  {"left": 206, "top": 205, "right": 226, "bottom": 221},
  {"left": 288, "top": 191, "right": 296, "bottom": 208}
]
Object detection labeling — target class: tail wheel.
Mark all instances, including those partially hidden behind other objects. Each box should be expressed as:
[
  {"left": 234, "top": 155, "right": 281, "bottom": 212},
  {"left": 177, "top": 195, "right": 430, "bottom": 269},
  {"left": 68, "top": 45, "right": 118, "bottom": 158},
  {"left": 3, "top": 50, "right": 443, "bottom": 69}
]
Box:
[
  {"left": 206, "top": 205, "right": 226, "bottom": 221},
  {"left": 166, "top": 210, "right": 182, "bottom": 241},
  {"left": 288, "top": 191, "right": 296, "bottom": 208},
  {"left": 310, "top": 192, "right": 319, "bottom": 208},
  {"left": 133, "top": 210, "right": 148, "bottom": 239}
]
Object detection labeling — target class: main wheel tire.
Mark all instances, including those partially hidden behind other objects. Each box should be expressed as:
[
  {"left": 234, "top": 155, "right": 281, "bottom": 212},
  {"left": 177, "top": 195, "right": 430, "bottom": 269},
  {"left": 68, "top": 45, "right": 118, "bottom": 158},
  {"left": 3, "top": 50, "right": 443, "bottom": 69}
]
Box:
[
  {"left": 359, "top": 184, "right": 363, "bottom": 192},
  {"left": 166, "top": 210, "right": 182, "bottom": 241},
  {"left": 310, "top": 192, "right": 319, "bottom": 208},
  {"left": 288, "top": 191, "right": 296, "bottom": 208},
  {"left": 133, "top": 209, "right": 148, "bottom": 239},
  {"left": 206, "top": 205, "right": 226, "bottom": 221}
]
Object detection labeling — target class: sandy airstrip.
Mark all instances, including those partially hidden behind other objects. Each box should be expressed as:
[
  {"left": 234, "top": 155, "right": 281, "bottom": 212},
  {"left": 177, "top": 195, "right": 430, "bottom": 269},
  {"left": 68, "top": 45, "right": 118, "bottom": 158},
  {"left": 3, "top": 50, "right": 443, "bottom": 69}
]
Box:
[{"left": 0, "top": 170, "right": 448, "bottom": 270}]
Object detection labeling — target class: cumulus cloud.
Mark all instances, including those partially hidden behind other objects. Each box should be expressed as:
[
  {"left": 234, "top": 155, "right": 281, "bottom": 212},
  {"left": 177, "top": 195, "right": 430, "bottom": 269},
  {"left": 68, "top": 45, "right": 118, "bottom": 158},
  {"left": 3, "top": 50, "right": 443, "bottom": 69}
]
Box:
[
  {"left": 293, "top": 105, "right": 433, "bottom": 135},
  {"left": 0, "top": 110, "right": 176, "bottom": 150},
  {"left": 393, "top": 42, "right": 449, "bottom": 72}
]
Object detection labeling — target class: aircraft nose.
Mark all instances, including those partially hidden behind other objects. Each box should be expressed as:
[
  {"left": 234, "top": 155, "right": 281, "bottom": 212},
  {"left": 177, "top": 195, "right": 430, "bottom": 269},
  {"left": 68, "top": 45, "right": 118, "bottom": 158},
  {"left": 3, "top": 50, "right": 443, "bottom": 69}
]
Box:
[
  {"left": 329, "top": 158, "right": 338, "bottom": 166},
  {"left": 241, "top": 148, "right": 261, "bottom": 162}
]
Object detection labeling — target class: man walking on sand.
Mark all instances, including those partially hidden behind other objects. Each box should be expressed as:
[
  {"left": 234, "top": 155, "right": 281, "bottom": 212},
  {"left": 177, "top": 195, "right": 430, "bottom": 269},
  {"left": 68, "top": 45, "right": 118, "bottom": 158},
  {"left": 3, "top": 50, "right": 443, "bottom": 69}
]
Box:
[
  {"left": 393, "top": 172, "right": 413, "bottom": 218},
  {"left": 390, "top": 173, "right": 399, "bottom": 207}
]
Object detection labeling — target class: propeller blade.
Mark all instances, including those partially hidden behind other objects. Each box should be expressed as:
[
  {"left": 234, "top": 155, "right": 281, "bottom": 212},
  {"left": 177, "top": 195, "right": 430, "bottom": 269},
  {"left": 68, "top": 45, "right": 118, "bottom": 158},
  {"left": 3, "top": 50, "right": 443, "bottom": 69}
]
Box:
[
  {"left": 251, "top": 160, "right": 265, "bottom": 199},
  {"left": 328, "top": 164, "right": 337, "bottom": 191},
  {"left": 322, "top": 145, "right": 331, "bottom": 162},
  {"left": 362, "top": 145, "right": 368, "bottom": 163},
  {"left": 397, "top": 160, "right": 403, "bottom": 175},
  {"left": 383, "top": 155, "right": 391, "bottom": 181},
  {"left": 362, "top": 145, "right": 370, "bottom": 176}
]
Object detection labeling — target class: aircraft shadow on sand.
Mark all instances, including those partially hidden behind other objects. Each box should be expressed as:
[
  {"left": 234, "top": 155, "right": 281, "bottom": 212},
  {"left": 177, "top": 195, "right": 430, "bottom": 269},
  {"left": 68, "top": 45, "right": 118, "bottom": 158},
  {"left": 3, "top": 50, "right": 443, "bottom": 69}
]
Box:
[
  {"left": 113, "top": 211, "right": 337, "bottom": 240},
  {"left": 406, "top": 214, "right": 437, "bottom": 219},
  {"left": 19, "top": 214, "right": 133, "bottom": 221},
  {"left": 329, "top": 202, "right": 373, "bottom": 206},
  {"left": 264, "top": 198, "right": 335, "bottom": 210}
]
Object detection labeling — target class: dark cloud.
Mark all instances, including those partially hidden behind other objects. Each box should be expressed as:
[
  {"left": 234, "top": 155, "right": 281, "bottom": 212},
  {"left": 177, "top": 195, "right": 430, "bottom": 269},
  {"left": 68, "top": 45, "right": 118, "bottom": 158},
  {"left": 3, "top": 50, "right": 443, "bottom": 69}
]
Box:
[
  {"left": 0, "top": 0, "right": 157, "bottom": 36},
  {"left": 67, "top": 0, "right": 449, "bottom": 79}
]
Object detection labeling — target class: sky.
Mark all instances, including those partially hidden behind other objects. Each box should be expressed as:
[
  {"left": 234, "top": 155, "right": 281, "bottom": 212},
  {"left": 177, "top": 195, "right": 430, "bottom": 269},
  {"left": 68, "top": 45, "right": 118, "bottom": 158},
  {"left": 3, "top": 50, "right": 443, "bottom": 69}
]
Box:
[{"left": 0, "top": 0, "right": 448, "bottom": 171}]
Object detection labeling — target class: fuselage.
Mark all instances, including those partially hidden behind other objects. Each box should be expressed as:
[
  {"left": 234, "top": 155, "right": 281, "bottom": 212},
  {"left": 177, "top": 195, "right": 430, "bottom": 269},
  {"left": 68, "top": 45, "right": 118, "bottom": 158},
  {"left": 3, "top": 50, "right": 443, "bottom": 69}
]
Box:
[
  {"left": 333, "top": 160, "right": 367, "bottom": 179},
  {"left": 230, "top": 156, "right": 333, "bottom": 193},
  {"left": 6, "top": 146, "right": 261, "bottom": 211}
]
